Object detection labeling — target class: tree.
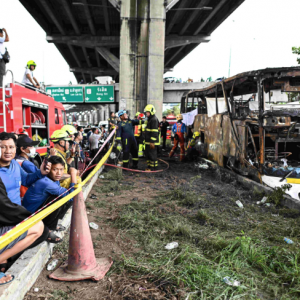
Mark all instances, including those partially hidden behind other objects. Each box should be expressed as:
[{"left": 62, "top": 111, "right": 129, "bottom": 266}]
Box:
[
  {"left": 292, "top": 47, "right": 300, "bottom": 64},
  {"left": 163, "top": 104, "right": 180, "bottom": 117}
]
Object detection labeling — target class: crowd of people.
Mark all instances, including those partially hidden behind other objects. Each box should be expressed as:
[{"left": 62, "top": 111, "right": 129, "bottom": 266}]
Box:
[
  {"left": 0, "top": 103, "right": 202, "bottom": 285},
  {"left": 0, "top": 123, "right": 92, "bottom": 285}
]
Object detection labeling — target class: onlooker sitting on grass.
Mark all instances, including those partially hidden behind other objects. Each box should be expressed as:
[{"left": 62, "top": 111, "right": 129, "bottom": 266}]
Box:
[
  {"left": 0, "top": 132, "right": 51, "bottom": 206},
  {"left": 23, "top": 156, "right": 77, "bottom": 232}
]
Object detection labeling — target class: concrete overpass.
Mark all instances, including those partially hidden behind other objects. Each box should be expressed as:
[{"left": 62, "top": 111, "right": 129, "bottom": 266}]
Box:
[{"left": 20, "top": 0, "right": 245, "bottom": 118}]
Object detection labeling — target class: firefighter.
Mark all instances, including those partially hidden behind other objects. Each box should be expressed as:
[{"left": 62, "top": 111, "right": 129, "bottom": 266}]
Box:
[
  {"left": 116, "top": 110, "right": 140, "bottom": 169},
  {"left": 186, "top": 131, "right": 200, "bottom": 161},
  {"left": 22, "top": 60, "right": 40, "bottom": 90},
  {"left": 50, "top": 129, "right": 80, "bottom": 188},
  {"left": 169, "top": 114, "right": 187, "bottom": 162},
  {"left": 144, "top": 104, "right": 159, "bottom": 171},
  {"left": 61, "top": 124, "right": 77, "bottom": 141},
  {"left": 134, "top": 112, "right": 143, "bottom": 155},
  {"left": 138, "top": 113, "right": 146, "bottom": 157}
]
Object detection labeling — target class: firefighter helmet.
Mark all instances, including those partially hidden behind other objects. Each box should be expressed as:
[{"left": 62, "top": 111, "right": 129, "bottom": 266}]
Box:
[
  {"left": 135, "top": 112, "right": 141, "bottom": 117},
  {"left": 27, "top": 60, "right": 37, "bottom": 69},
  {"left": 138, "top": 113, "right": 145, "bottom": 119},
  {"left": 117, "top": 110, "right": 127, "bottom": 117},
  {"left": 50, "top": 130, "right": 72, "bottom": 142},
  {"left": 176, "top": 114, "right": 183, "bottom": 121},
  {"left": 144, "top": 104, "right": 156, "bottom": 115},
  {"left": 61, "top": 124, "right": 77, "bottom": 136},
  {"left": 193, "top": 131, "right": 200, "bottom": 138},
  {"left": 16, "top": 128, "right": 28, "bottom": 136}
]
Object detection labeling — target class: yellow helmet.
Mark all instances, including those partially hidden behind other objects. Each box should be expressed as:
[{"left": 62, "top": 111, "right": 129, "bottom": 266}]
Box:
[
  {"left": 144, "top": 104, "right": 156, "bottom": 115},
  {"left": 61, "top": 124, "right": 78, "bottom": 136},
  {"left": 27, "top": 60, "right": 37, "bottom": 69},
  {"left": 135, "top": 112, "right": 141, "bottom": 117},
  {"left": 50, "top": 130, "right": 72, "bottom": 143},
  {"left": 176, "top": 114, "right": 183, "bottom": 121},
  {"left": 193, "top": 131, "right": 200, "bottom": 138}
]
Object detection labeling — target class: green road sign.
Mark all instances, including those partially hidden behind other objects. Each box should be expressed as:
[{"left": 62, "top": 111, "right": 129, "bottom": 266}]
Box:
[
  {"left": 46, "top": 87, "right": 84, "bottom": 103},
  {"left": 85, "top": 86, "right": 114, "bottom": 103}
]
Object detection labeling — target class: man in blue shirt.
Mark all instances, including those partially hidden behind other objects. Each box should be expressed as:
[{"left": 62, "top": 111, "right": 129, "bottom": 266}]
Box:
[
  {"left": 0, "top": 132, "right": 51, "bottom": 206},
  {"left": 23, "top": 156, "right": 77, "bottom": 231},
  {"left": 15, "top": 134, "right": 40, "bottom": 173}
]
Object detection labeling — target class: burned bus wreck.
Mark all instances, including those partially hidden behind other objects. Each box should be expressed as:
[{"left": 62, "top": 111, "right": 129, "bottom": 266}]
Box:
[{"left": 181, "top": 67, "right": 300, "bottom": 200}]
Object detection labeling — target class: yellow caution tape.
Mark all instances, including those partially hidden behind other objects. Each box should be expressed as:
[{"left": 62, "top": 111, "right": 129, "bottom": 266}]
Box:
[{"left": 0, "top": 135, "right": 115, "bottom": 250}]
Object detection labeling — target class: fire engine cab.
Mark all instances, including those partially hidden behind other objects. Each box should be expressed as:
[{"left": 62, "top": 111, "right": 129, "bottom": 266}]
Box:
[{"left": 0, "top": 81, "right": 67, "bottom": 165}]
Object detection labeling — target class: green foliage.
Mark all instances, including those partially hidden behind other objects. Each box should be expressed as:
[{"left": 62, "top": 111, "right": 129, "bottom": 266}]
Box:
[
  {"left": 292, "top": 46, "right": 300, "bottom": 64},
  {"left": 163, "top": 104, "right": 180, "bottom": 117},
  {"left": 50, "top": 289, "right": 72, "bottom": 300},
  {"left": 267, "top": 184, "right": 292, "bottom": 206}
]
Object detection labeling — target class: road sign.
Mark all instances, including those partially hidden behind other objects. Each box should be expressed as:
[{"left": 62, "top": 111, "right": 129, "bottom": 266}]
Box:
[
  {"left": 85, "top": 86, "right": 114, "bottom": 103},
  {"left": 46, "top": 87, "right": 84, "bottom": 103}
]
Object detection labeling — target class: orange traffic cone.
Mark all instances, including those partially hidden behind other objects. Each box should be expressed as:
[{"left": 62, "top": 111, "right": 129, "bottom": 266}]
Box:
[{"left": 49, "top": 190, "right": 112, "bottom": 281}]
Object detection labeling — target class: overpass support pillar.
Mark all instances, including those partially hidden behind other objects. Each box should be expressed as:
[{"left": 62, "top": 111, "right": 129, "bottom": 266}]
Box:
[{"left": 119, "top": 0, "right": 165, "bottom": 119}]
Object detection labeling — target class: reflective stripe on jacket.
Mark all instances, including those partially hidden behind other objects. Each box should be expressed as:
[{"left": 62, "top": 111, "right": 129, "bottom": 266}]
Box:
[{"left": 145, "top": 114, "right": 159, "bottom": 145}]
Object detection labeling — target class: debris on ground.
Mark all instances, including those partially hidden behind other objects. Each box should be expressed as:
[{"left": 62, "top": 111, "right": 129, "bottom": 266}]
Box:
[
  {"left": 90, "top": 194, "right": 97, "bottom": 199},
  {"left": 107, "top": 193, "right": 114, "bottom": 197},
  {"left": 46, "top": 259, "right": 58, "bottom": 271},
  {"left": 284, "top": 237, "right": 294, "bottom": 244},
  {"left": 89, "top": 222, "right": 98, "bottom": 230},
  {"left": 165, "top": 242, "right": 179, "bottom": 250},
  {"left": 223, "top": 276, "right": 241, "bottom": 287},
  {"left": 236, "top": 200, "right": 243, "bottom": 208}
]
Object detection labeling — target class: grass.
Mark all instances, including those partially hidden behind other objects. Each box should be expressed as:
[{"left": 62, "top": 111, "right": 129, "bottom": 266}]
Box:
[
  {"left": 110, "top": 175, "right": 300, "bottom": 299},
  {"left": 50, "top": 289, "right": 72, "bottom": 300}
]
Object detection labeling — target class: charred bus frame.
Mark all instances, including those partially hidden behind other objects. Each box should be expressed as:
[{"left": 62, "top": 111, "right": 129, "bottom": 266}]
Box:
[{"left": 181, "top": 67, "right": 300, "bottom": 194}]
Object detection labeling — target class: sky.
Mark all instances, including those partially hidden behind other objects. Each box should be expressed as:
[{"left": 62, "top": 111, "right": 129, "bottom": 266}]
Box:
[{"left": 2, "top": 0, "right": 300, "bottom": 85}]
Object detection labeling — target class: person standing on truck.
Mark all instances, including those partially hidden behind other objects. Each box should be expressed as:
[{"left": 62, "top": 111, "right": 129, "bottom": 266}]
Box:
[
  {"left": 0, "top": 28, "right": 9, "bottom": 87},
  {"left": 144, "top": 105, "right": 159, "bottom": 171},
  {"left": 116, "top": 110, "right": 140, "bottom": 169},
  {"left": 169, "top": 114, "right": 187, "bottom": 162},
  {"left": 159, "top": 116, "right": 169, "bottom": 151},
  {"left": 22, "top": 60, "right": 40, "bottom": 90}
]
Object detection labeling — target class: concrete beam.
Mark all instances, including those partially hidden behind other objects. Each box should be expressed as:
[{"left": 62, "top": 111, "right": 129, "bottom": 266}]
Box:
[
  {"left": 102, "top": 0, "right": 111, "bottom": 35},
  {"left": 82, "top": 0, "right": 96, "bottom": 35},
  {"left": 61, "top": 0, "right": 81, "bottom": 35},
  {"left": 166, "top": 0, "right": 185, "bottom": 35},
  {"left": 108, "top": 0, "right": 120, "bottom": 12},
  {"left": 48, "top": 34, "right": 209, "bottom": 50},
  {"left": 96, "top": 47, "right": 120, "bottom": 72},
  {"left": 68, "top": 44, "right": 81, "bottom": 67},
  {"left": 47, "top": 35, "right": 120, "bottom": 48},
  {"left": 165, "top": 45, "right": 185, "bottom": 66},
  {"left": 165, "top": 34, "right": 210, "bottom": 49},
  {"left": 179, "top": 0, "right": 209, "bottom": 35},
  {"left": 81, "top": 47, "right": 92, "bottom": 67},
  {"left": 165, "top": 0, "right": 180, "bottom": 12},
  {"left": 95, "top": 48, "right": 101, "bottom": 67},
  {"left": 39, "top": 0, "right": 66, "bottom": 35},
  {"left": 70, "top": 67, "right": 118, "bottom": 76},
  {"left": 193, "top": 0, "right": 227, "bottom": 35}
]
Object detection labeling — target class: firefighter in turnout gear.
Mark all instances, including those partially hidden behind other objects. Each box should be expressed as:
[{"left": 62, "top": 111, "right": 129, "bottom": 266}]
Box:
[
  {"left": 144, "top": 104, "right": 159, "bottom": 171},
  {"left": 134, "top": 113, "right": 143, "bottom": 155},
  {"left": 186, "top": 131, "right": 200, "bottom": 160},
  {"left": 169, "top": 114, "right": 187, "bottom": 162},
  {"left": 116, "top": 110, "right": 140, "bottom": 169},
  {"left": 138, "top": 113, "right": 146, "bottom": 157}
]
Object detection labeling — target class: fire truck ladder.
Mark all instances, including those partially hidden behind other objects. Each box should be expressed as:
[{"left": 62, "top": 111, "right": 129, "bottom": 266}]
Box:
[{"left": 1, "top": 70, "right": 14, "bottom": 132}]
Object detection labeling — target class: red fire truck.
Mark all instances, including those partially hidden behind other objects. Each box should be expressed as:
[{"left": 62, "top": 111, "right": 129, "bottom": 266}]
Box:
[{"left": 0, "top": 82, "right": 67, "bottom": 166}]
